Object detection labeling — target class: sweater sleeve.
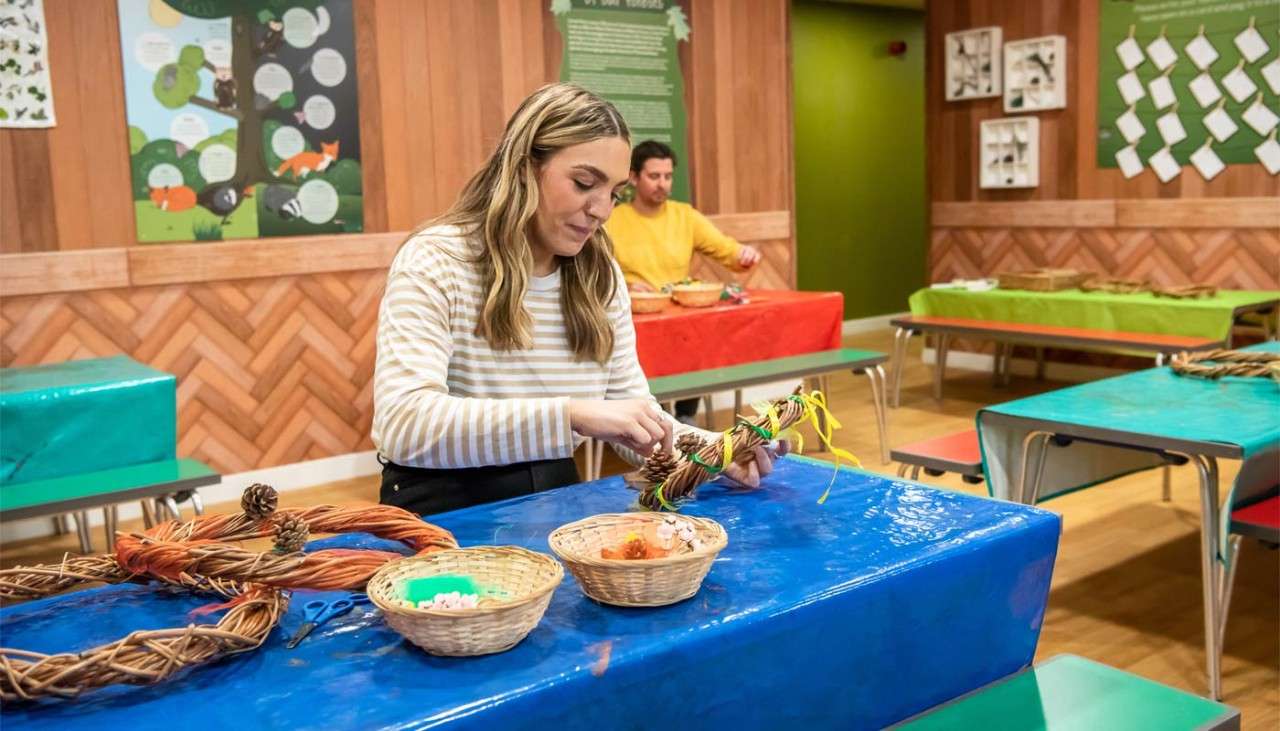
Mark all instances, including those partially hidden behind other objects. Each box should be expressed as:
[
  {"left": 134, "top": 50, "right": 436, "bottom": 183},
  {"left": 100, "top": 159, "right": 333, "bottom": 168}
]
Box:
[
  {"left": 371, "top": 244, "right": 575, "bottom": 468},
  {"left": 603, "top": 270, "right": 720, "bottom": 468},
  {"left": 689, "top": 207, "right": 745, "bottom": 271}
]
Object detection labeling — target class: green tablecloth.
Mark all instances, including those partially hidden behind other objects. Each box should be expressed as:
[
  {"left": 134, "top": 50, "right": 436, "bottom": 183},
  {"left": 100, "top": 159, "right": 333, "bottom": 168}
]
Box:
[{"left": 908, "top": 287, "right": 1278, "bottom": 341}]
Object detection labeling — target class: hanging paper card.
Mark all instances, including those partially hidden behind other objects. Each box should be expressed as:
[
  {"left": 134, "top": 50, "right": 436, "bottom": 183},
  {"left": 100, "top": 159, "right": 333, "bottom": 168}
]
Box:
[
  {"left": 1117, "top": 71, "right": 1146, "bottom": 105},
  {"left": 1222, "top": 64, "right": 1258, "bottom": 103},
  {"left": 1117, "top": 107, "right": 1146, "bottom": 143},
  {"left": 1115, "top": 145, "right": 1144, "bottom": 178},
  {"left": 1189, "top": 144, "right": 1225, "bottom": 180},
  {"left": 1255, "top": 133, "right": 1280, "bottom": 175},
  {"left": 1189, "top": 72, "right": 1223, "bottom": 108},
  {"left": 1203, "top": 106, "right": 1238, "bottom": 142},
  {"left": 1156, "top": 110, "right": 1187, "bottom": 145},
  {"left": 1149, "top": 74, "right": 1177, "bottom": 110},
  {"left": 1242, "top": 96, "right": 1280, "bottom": 136},
  {"left": 1145, "top": 35, "right": 1178, "bottom": 71},
  {"left": 1263, "top": 58, "right": 1280, "bottom": 95},
  {"left": 1234, "top": 22, "right": 1269, "bottom": 63},
  {"left": 1116, "top": 36, "right": 1144, "bottom": 70},
  {"left": 1149, "top": 146, "right": 1181, "bottom": 182},
  {"left": 1185, "top": 33, "right": 1219, "bottom": 70}
]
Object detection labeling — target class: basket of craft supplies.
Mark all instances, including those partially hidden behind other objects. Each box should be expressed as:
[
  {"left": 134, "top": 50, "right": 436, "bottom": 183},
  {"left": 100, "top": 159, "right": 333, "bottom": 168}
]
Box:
[
  {"left": 670, "top": 281, "right": 724, "bottom": 308},
  {"left": 996, "top": 268, "right": 1089, "bottom": 292},
  {"left": 630, "top": 290, "right": 671, "bottom": 314},
  {"left": 367, "top": 546, "right": 563, "bottom": 656},
  {"left": 548, "top": 513, "right": 727, "bottom": 607}
]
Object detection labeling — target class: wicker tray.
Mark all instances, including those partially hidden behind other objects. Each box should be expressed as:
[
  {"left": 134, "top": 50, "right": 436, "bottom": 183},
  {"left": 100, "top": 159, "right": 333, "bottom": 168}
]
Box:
[
  {"left": 670, "top": 282, "right": 723, "bottom": 308},
  {"left": 367, "top": 546, "right": 562, "bottom": 656},
  {"left": 1152, "top": 283, "right": 1218, "bottom": 299},
  {"left": 1080, "top": 276, "right": 1149, "bottom": 294},
  {"left": 630, "top": 291, "right": 670, "bottom": 314},
  {"left": 548, "top": 513, "right": 727, "bottom": 607},
  {"left": 997, "top": 268, "right": 1089, "bottom": 292}
]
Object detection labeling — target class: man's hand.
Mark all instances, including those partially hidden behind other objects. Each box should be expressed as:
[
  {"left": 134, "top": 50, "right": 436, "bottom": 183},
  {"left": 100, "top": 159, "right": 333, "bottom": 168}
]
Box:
[
  {"left": 628, "top": 281, "right": 657, "bottom": 293},
  {"left": 737, "top": 245, "right": 761, "bottom": 269}
]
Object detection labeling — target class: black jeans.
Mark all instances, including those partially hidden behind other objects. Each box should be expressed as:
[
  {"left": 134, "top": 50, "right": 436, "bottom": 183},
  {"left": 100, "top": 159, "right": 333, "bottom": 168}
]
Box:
[{"left": 378, "top": 456, "right": 580, "bottom": 517}]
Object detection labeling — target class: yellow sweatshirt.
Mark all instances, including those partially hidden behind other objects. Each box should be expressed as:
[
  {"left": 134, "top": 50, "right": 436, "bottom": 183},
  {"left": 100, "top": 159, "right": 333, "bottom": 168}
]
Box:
[{"left": 605, "top": 201, "right": 744, "bottom": 290}]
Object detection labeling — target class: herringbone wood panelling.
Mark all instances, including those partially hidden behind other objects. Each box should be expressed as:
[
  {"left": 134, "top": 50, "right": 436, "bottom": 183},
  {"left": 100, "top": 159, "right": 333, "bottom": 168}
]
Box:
[
  {"left": 0, "top": 271, "right": 386, "bottom": 474},
  {"left": 929, "top": 228, "right": 1280, "bottom": 290}
]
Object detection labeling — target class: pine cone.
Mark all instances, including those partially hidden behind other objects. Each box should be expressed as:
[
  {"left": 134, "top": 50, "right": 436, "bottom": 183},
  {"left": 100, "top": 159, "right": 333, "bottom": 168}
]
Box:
[
  {"left": 675, "top": 432, "right": 707, "bottom": 455},
  {"left": 272, "top": 514, "right": 310, "bottom": 554},
  {"left": 241, "top": 483, "right": 279, "bottom": 520},
  {"left": 640, "top": 448, "right": 678, "bottom": 485}
]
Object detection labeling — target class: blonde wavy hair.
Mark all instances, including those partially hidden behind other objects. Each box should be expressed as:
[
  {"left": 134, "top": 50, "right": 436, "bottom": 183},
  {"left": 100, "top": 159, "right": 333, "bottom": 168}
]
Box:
[{"left": 416, "top": 83, "right": 629, "bottom": 365}]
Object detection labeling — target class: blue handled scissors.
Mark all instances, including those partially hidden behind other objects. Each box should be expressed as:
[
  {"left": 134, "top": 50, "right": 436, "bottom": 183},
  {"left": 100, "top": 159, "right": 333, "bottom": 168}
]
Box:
[{"left": 285, "top": 593, "right": 371, "bottom": 649}]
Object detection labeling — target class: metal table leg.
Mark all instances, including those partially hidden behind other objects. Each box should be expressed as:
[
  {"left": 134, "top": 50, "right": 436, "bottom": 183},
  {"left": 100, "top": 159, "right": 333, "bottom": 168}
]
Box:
[
  {"left": 861, "top": 365, "right": 891, "bottom": 464},
  {"left": 102, "top": 504, "right": 118, "bottom": 550},
  {"left": 1161, "top": 464, "right": 1172, "bottom": 502},
  {"left": 1015, "top": 430, "right": 1054, "bottom": 505},
  {"left": 73, "top": 511, "right": 93, "bottom": 554},
  {"left": 891, "top": 327, "right": 910, "bottom": 408},
  {"left": 933, "top": 333, "right": 951, "bottom": 401},
  {"left": 1189, "top": 454, "right": 1224, "bottom": 700}
]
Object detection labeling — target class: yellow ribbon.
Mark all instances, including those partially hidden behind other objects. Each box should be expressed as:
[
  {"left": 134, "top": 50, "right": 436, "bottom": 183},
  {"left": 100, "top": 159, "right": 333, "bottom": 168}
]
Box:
[
  {"left": 654, "top": 481, "right": 676, "bottom": 511},
  {"left": 720, "top": 430, "right": 734, "bottom": 471},
  {"left": 791, "top": 391, "right": 861, "bottom": 504}
]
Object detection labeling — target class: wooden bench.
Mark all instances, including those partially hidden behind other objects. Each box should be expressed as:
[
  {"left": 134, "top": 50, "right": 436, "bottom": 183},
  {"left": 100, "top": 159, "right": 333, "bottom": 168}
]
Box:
[
  {"left": 582, "top": 348, "right": 890, "bottom": 480},
  {"left": 888, "top": 315, "right": 1223, "bottom": 406},
  {"left": 892, "top": 654, "right": 1240, "bottom": 730},
  {"left": 0, "top": 458, "right": 220, "bottom": 553},
  {"left": 890, "top": 429, "right": 984, "bottom": 484}
]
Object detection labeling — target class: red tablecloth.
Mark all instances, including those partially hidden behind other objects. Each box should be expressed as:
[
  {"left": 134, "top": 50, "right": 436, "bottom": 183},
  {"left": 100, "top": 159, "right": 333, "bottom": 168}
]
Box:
[{"left": 632, "top": 290, "right": 844, "bottom": 377}]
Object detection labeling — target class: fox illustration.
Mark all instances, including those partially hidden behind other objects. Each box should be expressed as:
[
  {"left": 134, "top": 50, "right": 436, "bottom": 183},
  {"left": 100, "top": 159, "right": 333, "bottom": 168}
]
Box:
[
  {"left": 148, "top": 185, "right": 197, "bottom": 212},
  {"left": 275, "top": 140, "right": 339, "bottom": 180}
]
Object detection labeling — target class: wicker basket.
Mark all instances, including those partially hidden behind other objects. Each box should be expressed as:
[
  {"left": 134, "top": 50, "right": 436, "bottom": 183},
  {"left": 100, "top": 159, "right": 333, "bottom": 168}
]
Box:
[
  {"left": 997, "top": 268, "right": 1089, "bottom": 292},
  {"left": 630, "top": 291, "right": 671, "bottom": 314},
  {"left": 671, "top": 282, "right": 724, "bottom": 308},
  {"left": 1081, "top": 276, "right": 1149, "bottom": 294},
  {"left": 1153, "top": 283, "right": 1218, "bottom": 299},
  {"left": 548, "top": 513, "right": 727, "bottom": 607},
  {"left": 367, "top": 546, "right": 563, "bottom": 656}
]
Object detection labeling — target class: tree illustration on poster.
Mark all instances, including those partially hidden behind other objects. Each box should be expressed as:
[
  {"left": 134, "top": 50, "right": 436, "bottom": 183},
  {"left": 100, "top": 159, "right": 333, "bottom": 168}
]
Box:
[
  {"left": 553, "top": 0, "right": 692, "bottom": 203},
  {"left": 118, "top": 0, "right": 363, "bottom": 243}
]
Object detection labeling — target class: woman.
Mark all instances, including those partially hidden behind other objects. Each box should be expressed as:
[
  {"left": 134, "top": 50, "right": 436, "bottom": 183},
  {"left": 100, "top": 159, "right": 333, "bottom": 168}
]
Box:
[{"left": 372, "top": 83, "right": 781, "bottom": 516}]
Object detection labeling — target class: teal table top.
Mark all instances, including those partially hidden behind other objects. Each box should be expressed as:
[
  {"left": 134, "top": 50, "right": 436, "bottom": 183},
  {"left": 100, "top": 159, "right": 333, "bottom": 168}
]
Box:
[{"left": 981, "top": 342, "right": 1280, "bottom": 459}]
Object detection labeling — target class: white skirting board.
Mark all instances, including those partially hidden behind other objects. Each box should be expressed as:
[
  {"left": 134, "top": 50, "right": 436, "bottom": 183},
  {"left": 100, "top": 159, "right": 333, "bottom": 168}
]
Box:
[{"left": 920, "top": 347, "right": 1127, "bottom": 382}]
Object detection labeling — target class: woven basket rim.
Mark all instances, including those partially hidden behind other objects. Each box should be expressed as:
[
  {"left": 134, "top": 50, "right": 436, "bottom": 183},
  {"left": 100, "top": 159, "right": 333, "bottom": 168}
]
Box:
[
  {"left": 670, "top": 282, "right": 723, "bottom": 292},
  {"left": 368, "top": 545, "right": 563, "bottom": 619},
  {"left": 547, "top": 513, "right": 728, "bottom": 568},
  {"left": 631, "top": 291, "right": 672, "bottom": 300}
]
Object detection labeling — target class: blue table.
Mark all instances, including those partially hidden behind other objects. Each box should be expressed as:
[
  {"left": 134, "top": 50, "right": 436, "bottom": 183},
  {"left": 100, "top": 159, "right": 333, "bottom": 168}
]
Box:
[
  {"left": 976, "top": 341, "right": 1280, "bottom": 699},
  {"left": 1, "top": 457, "right": 1060, "bottom": 730}
]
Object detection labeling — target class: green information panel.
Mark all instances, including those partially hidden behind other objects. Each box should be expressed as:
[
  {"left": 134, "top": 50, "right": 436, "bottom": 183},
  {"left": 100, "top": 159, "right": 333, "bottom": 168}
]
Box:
[
  {"left": 553, "top": 0, "right": 693, "bottom": 202},
  {"left": 1096, "top": 0, "right": 1279, "bottom": 174}
]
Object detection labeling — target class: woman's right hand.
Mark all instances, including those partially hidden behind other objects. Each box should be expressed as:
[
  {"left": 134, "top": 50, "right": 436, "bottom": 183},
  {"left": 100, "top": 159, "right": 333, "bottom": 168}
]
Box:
[{"left": 569, "top": 399, "right": 673, "bottom": 457}]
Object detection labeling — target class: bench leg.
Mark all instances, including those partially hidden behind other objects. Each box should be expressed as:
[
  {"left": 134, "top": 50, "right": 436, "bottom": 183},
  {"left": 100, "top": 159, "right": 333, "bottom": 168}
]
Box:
[
  {"left": 73, "top": 511, "right": 93, "bottom": 554},
  {"left": 1155, "top": 352, "right": 1166, "bottom": 367},
  {"left": 891, "top": 327, "right": 911, "bottom": 408},
  {"left": 896, "top": 463, "right": 908, "bottom": 477},
  {"left": 933, "top": 333, "right": 951, "bottom": 401},
  {"left": 701, "top": 394, "right": 714, "bottom": 429},
  {"left": 1001, "top": 344, "right": 1013, "bottom": 387},
  {"left": 910, "top": 465, "right": 922, "bottom": 481},
  {"left": 734, "top": 389, "right": 743, "bottom": 419},
  {"left": 103, "top": 504, "right": 118, "bottom": 550},
  {"left": 1161, "top": 464, "right": 1172, "bottom": 502},
  {"left": 862, "top": 365, "right": 891, "bottom": 464},
  {"left": 140, "top": 499, "right": 155, "bottom": 529},
  {"left": 189, "top": 490, "right": 205, "bottom": 516},
  {"left": 158, "top": 495, "right": 182, "bottom": 522},
  {"left": 581, "top": 438, "right": 597, "bottom": 481},
  {"left": 51, "top": 514, "right": 69, "bottom": 535},
  {"left": 594, "top": 438, "right": 605, "bottom": 480},
  {"left": 1035, "top": 346, "right": 1046, "bottom": 380}
]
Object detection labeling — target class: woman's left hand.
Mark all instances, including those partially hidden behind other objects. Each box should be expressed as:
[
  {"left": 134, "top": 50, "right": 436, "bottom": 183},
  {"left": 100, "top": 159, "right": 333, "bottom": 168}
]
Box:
[{"left": 719, "top": 440, "right": 790, "bottom": 489}]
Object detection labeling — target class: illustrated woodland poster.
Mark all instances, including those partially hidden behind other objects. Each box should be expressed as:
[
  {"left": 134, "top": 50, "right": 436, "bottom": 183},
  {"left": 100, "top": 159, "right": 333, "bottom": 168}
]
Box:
[{"left": 118, "top": 0, "right": 363, "bottom": 243}]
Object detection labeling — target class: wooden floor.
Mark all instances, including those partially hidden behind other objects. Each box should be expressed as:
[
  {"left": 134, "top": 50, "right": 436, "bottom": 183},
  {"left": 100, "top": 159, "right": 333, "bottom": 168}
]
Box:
[{"left": 3, "top": 329, "right": 1276, "bottom": 726}]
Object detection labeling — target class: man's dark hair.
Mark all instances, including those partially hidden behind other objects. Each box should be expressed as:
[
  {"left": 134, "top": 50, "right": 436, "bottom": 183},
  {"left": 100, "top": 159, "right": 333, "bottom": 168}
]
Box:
[{"left": 631, "top": 140, "right": 677, "bottom": 173}]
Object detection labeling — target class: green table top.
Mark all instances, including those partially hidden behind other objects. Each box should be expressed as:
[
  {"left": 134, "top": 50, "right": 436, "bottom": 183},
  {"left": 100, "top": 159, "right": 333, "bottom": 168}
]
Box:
[
  {"left": 909, "top": 287, "right": 1278, "bottom": 341},
  {"left": 648, "top": 347, "right": 886, "bottom": 398},
  {"left": 0, "top": 459, "right": 218, "bottom": 517},
  {"left": 898, "top": 654, "right": 1238, "bottom": 731}
]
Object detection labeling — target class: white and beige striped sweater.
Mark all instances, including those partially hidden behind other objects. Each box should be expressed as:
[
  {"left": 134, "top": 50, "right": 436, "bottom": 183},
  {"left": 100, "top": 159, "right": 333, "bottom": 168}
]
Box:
[{"left": 372, "top": 226, "right": 688, "bottom": 469}]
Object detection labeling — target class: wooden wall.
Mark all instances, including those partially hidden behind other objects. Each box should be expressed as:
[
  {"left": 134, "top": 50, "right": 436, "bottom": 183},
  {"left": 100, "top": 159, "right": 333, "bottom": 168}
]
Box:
[
  {"left": 926, "top": 0, "right": 1279, "bottom": 290},
  {"left": 0, "top": 0, "right": 796, "bottom": 474}
]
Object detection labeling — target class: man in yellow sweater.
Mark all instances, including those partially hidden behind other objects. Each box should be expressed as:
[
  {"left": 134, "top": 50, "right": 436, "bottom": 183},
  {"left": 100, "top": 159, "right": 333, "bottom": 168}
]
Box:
[
  {"left": 606, "top": 140, "right": 760, "bottom": 293},
  {"left": 606, "top": 141, "right": 761, "bottom": 424}
]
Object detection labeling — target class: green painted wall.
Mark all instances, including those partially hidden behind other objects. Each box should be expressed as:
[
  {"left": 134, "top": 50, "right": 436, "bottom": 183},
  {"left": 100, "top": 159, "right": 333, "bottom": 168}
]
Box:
[{"left": 792, "top": 0, "right": 926, "bottom": 320}]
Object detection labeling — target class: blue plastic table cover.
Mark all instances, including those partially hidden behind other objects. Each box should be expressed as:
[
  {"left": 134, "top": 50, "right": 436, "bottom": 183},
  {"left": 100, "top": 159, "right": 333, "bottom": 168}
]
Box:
[
  {"left": 978, "top": 341, "right": 1280, "bottom": 502},
  {"left": 0, "top": 457, "right": 1061, "bottom": 730},
  {"left": 0, "top": 356, "right": 176, "bottom": 485}
]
